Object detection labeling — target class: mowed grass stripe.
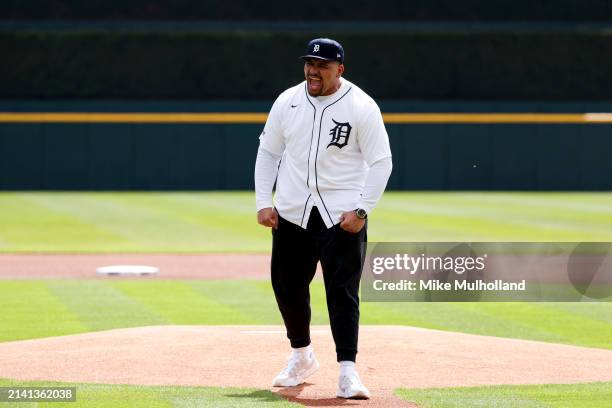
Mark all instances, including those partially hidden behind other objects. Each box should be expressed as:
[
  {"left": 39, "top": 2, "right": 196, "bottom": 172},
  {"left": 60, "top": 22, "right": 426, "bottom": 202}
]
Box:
[
  {"left": 45, "top": 280, "right": 167, "bottom": 331},
  {"left": 0, "top": 193, "right": 130, "bottom": 251},
  {"left": 381, "top": 193, "right": 612, "bottom": 232},
  {"left": 2, "top": 192, "right": 612, "bottom": 252},
  {"left": 187, "top": 280, "right": 282, "bottom": 324},
  {"left": 14, "top": 192, "right": 269, "bottom": 252},
  {"left": 370, "top": 209, "right": 592, "bottom": 242},
  {"left": 430, "top": 302, "right": 611, "bottom": 349},
  {"left": 17, "top": 192, "right": 248, "bottom": 252},
  {"left": 103, "top": 193, "right": 268, "bottom": 247},
  {"left": 109, "top": 281, "right": 253, "bottom": 325},
  {"left": 360, "top": 302, "right": 569, "bottom": 345},
  {"left": 545, "top": 302, "right": 612, "bottom": 325},
  {"left": 373, "top": 194, "right": 610, "bottom": 240},
  {"left": 164, "top": 192, "right": 258, "bottom": 214},
  {"left": 371, "top": 192, "right": 612, "bottom": 241},
  {"left": 473, "top": 192, "right": 612, "bottom": 213},
  {"left": 451, "top": 303, "right": 612, "bottom": 349},
  {"left": 1, "top": 280, "right": 611, "bottom": 349},
  {"left": 396, "top": 381, "right": 612, "bottom": 408},
  {"left": 0, "top": 281, "right": 86, "bottom": 342},
  {"left": 12, "top": 192, "right": 174, "bottom": 251},
  {"left": 0, "top": 378, "right": 299, "bottom": 408},
  {"left": 468, "top": 303, "right": 612, "bottom": 348},
  {"left": 430, "top": 193, "right": 612, "bottom": 233}
]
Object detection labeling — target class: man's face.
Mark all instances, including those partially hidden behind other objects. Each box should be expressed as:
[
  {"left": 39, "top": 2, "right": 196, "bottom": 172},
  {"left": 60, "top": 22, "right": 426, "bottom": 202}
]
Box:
[{"left": 304, "top": 58, "right": 344, "bottom": 97}]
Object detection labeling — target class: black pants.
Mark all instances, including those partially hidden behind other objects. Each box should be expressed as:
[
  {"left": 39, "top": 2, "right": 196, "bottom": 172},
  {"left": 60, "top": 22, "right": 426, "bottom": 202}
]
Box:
[{"left": 271, "top": 207, "right": 367, "bottom": 362}]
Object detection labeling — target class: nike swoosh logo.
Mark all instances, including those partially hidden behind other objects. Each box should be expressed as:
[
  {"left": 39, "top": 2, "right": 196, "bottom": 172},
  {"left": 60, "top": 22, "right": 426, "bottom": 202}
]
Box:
[{"left": 291, "top": 105, "right": 299, "bottom": 108}]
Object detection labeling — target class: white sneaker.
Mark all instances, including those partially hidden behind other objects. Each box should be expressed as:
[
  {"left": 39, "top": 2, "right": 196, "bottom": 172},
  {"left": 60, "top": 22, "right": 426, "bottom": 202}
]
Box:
[
  {"left": 271, "top": 350, "right": 320, "bottom": 387},
  {"left": 336, "top": 371, "right": 370, "bottom": 399}
]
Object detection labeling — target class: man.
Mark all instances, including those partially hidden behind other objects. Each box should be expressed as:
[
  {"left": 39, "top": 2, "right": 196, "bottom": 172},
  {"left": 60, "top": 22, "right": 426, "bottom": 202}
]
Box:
[{"left": 254, "top": 38, "right": 392, "bottom": 399}]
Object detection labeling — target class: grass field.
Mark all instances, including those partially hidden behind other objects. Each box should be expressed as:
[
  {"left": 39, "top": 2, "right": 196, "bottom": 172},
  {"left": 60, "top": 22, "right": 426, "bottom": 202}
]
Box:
[
  {"left": 2, "top": 191, "right": 612, "bottom": 252},
  {"left": 1, "top": 191, "right": 611, "bottom": 407},
  {"left": 0, "top": 378, "right": 610, "bottom": 408},
  {"left": 0, "top": 280, "right": 610, "bottom": 349},
  {"left": 0, "top": 378, "right": 299, "bottom": 408},
  {"left": 396, "top": 382, "right": 612, "bottom": 408}
]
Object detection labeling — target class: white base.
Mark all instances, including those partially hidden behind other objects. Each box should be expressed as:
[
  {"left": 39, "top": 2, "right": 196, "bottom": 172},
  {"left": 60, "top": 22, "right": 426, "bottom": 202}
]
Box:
[{"left": 96, "top": 265, "right": 159, "bottom": 276}]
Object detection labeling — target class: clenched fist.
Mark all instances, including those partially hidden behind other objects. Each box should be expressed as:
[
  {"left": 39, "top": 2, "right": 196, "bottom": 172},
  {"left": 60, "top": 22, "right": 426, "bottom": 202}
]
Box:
[
  {"left": 257, "top": 207, "right": 279, "bottom": 229},
  {"left": 339, "top": 210, "right": 366, "bottom": 233}
]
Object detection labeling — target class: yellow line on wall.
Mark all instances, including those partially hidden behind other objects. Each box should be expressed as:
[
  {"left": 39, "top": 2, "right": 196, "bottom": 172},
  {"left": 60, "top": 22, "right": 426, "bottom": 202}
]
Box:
[
  {"left": 1, "top": 112, "right": 612, "bottom": 124},
  {"left": 0, "top": 112, "right": 268, "bottom": 123},
  {"left": 383, "top": 113, "right": 603, "bottom": 123}
]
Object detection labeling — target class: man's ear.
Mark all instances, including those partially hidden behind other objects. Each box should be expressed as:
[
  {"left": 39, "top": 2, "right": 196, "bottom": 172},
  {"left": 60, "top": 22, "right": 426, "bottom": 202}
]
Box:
[{"left": 337, "top": 63, "right": 345, "bottom": 77}]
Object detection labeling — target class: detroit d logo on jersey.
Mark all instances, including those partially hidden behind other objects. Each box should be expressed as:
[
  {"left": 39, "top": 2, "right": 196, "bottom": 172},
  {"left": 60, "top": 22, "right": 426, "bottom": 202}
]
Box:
[{"left": 327, "top": 119, "right": 352, "bottom": 149}]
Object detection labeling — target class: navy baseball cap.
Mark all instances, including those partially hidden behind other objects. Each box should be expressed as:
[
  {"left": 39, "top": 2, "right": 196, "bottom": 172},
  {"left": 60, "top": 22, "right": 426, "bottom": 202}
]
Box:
[{"left": 300, "top": 38, "right": 344, "bottom": 64}]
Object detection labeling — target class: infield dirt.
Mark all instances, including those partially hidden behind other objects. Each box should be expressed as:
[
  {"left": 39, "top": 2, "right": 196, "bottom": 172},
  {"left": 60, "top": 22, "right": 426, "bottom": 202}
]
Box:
[{"left": 0, "top": 325, "right": 611, "bottom": 407}]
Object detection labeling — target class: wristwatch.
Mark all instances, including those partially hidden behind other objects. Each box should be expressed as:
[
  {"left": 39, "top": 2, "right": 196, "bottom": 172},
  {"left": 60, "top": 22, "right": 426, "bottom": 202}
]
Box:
[{"left": 354, "top": 208, "right": 368, "bottom": 219}]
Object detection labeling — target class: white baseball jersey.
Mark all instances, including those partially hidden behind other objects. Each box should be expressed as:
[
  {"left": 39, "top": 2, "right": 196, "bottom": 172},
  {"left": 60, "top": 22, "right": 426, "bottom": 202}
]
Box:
[{"left": 257, "top": 78, "right": 392, "bottom": 229}]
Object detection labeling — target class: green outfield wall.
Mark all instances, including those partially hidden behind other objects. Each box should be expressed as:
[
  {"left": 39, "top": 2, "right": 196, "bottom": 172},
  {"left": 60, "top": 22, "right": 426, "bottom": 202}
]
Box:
[
  {"left": 1, "top": 101, "right": 612, "bottom": 190},
  {"left": 2, "top": 28, "right": 612, "bottom": 100}
]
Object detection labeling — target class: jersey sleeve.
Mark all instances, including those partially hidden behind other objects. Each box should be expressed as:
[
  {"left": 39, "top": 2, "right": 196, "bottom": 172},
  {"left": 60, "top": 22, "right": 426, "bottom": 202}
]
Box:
[
  {"left": 258, "top": 95, "right": 286, "bottom": 156},
  {"left": 356, "top": 104, "right": 392, "bottom": 167}
]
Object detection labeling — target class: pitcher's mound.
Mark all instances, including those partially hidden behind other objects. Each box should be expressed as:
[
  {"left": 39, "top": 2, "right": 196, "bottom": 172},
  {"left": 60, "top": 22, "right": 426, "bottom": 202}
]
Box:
[{"left": 1, "top": 325, "right": 611, "bottom": 407}]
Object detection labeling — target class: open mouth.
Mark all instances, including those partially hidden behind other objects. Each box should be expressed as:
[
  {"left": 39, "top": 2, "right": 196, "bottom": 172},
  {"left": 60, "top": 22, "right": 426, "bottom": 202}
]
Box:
[{"left": 308, "top": 77, "right": 322, "bottom": 92}]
